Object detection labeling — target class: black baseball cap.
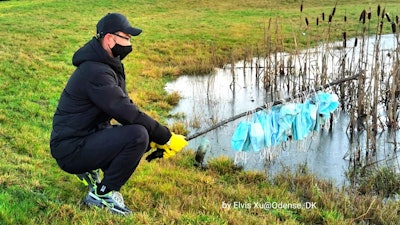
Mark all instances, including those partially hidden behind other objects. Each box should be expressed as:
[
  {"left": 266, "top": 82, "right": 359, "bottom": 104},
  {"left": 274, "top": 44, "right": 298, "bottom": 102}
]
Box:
[{"left": 96, "top": 13, "right": 142, "bottom": 37}]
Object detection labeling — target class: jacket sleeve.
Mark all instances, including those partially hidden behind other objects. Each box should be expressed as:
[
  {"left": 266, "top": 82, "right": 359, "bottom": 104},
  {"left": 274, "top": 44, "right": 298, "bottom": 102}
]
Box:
[{"left": 86, "top": 70, "right": 171, "bottom": 144}]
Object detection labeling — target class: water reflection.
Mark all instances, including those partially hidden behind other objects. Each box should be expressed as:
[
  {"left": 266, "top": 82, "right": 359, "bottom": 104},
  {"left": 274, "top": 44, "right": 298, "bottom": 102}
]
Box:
[{"left": 165, "top": 34, "right": 400, "bottom": 185}]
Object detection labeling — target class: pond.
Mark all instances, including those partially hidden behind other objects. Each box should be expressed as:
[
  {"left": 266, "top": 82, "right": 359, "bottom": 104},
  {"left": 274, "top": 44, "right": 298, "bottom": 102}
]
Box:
[{"left": 165, "top": 34, "right": 400, "bottom": 186}]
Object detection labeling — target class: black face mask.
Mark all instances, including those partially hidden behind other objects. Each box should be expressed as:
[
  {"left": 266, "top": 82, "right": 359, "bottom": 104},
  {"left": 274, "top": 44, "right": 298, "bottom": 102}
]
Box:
[{"left": 111, "top": 43, "right": 132, "bottom": 60}]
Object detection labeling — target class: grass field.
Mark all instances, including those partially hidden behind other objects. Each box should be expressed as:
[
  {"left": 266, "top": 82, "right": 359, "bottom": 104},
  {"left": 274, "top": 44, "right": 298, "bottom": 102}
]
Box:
[{"left": 1, "top": 0, "right": 400, "bottom": 224}]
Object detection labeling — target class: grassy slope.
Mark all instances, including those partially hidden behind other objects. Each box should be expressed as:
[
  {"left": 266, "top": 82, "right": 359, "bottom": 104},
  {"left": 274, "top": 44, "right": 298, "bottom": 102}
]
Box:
[{"left": 1, "top": 0, "right": 400, "bottom": 224}]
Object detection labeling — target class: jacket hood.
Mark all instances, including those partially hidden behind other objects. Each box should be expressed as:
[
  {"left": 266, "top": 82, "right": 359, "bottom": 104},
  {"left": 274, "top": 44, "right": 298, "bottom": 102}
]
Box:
[{"left": 72, "top": 37, "right": 122, "bottom": 72}]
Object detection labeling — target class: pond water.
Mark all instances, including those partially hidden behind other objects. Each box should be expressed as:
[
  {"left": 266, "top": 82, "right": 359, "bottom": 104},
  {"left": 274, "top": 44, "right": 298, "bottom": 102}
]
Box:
[{"left": 165, "top": 34, "right": 400, "bottom": 186}]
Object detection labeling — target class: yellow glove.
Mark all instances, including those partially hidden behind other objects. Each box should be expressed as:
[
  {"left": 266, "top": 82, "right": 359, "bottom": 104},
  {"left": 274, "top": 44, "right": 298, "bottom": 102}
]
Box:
[
  {"left": 150, "top": 142, "right": 174, "bottom": 158},
  {"left": 163, "top": 146, "right": 176, "bottom": 158},
  {"left": 149, "top": 142, "right": 159, "bottom": 150},
  {"left": 148, "top": 133, "right": 188, "bottom": 159},
  {"left": 148, "top": 143, "right": 177, "bottom": 158},
  {"left": 165, "top": 132, "right": 188, "bottom": 156}
]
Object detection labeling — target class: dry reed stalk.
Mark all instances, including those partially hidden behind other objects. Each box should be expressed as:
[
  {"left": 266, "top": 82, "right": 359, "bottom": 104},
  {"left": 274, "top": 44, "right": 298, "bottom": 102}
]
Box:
[
  {"left": 320, "top": 4, "right": 338, "bottom": 86},
  {"left": 343, "top": 32, "right": 347, "bottom": 48},
  {"left": 350, "top": 198, "right": 376, "bottom": 223},
  {"left": 347, "top": 107, "right": 356, "bottom": 140},
  {"left": 229, "top": 49, "right": 235, "bottom": 80},
  {"left": 263, "top": 18, "right": 272, "bottom": 89},
  {"left": 340, "top": 11, "right": 348, "bottom": 106},
  {"left": 387, "top": 61, "right": 400, "bottom": 128},
  {"left": 369, "top": 4, "right": 389, "bottom": 149},
  {"left": 356, "top": 72, "right": 366, "bottom": 131},
  {"left": 356, "top": 9, "right": 369, "bottom": 123},
  {"left": 339, "top": 60, "right": 347, "bottom": 109},
  {"left": 371, "top": 54, "right": 380, "bottom": 139},
  {"left": 365, "top": 112, "right": 374, "bottom": 155},
  {"left": 379, "top": 21, "right": 383, "bottom": 34},
  {"left": 273, "top": 17, "right": 279, "bottom": 90},
  {"left": 392, "top": 35, "right": 400, "bottom": 127},
  {"left": 255, "top": 47, "right": 260, "bottom": 82},
  {"left": 303, "top": 12, "right": 313, "bottom": 90},
  {"left": 346, "top": 36, "right": 358, "bottom": 84},
  {"left": 321, "top": 53, "right": 328, "bottom": 85}
]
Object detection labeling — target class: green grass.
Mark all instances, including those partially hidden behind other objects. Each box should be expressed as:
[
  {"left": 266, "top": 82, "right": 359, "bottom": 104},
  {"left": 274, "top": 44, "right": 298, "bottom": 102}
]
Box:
[{"left": 1, "top": 0, "right": 400, "bottom": 224}]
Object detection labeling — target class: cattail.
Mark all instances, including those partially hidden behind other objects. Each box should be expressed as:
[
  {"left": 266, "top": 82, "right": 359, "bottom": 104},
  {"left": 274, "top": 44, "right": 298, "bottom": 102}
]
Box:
[
  {"left": 316, "top": 17, "right": 319, "bottom": 26},
  {"left": 367, "top": 9, "right": 371, "bottom": 20},
  {"left": 377, "top": 5, "right": 381, "bottom": 17},
  {"left": 329, "top": 14, "right": 333, "bottom": 23},
  {"left": 332, "top": 6, "right": 336, "bottom": 17},
  {"left": 359, "top": 10, "right": 366, "bottom": 24},
  {"left": 382, "top": 8, "right": 385, "bottom": 19},
  {"left": 379, "top": 21, "right": 383, "bottom": 33},
  {"left": 305, "top": 17, "right": 309, "bottom": 26},
  {"left": 392, "top": 22, "right": 397, "bottom": 33},
  {"left": 344, "top": 15, "right": 347, "bottom": 22},
  {"left": 300, "top": 1, "right": 303, "bottom": 12},
  {"left": 322, "top": 12, "right": 325, "bottom": 21},
  {"left": 354, "top": 37, "right": 358, "bottom": 47},
  {"left": 386, "top": 13, "right": 391, "bottom": 22},
  {"left": 396, "top": 15, "right": 399, "bottom": 24}
]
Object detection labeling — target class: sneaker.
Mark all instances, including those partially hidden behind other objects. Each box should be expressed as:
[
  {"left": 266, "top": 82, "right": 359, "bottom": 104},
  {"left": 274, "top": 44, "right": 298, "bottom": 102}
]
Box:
[
  {"left": 76, "top": 169, "right": 101, "bottom": 189},
  {"left": 83, "top": 189, "right": 132, "bottom": 216}
]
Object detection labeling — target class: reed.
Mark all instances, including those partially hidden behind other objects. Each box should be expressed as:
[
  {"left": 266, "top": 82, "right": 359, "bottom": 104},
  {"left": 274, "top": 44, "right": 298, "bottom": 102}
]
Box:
[{"left": 214, "top": 2, "right": 400, "bottom": 210}]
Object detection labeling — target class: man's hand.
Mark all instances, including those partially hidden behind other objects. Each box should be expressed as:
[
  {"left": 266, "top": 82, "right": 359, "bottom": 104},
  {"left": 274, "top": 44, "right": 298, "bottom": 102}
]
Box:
[
  {"left": 165, "top": 133, "right": 188, "bottom": 158},
  {"left": 145, "top": 148, "right": 164, "bottom": 162},
  {"left": 146, "top": 133, "right": 188, "bottom": 161}
]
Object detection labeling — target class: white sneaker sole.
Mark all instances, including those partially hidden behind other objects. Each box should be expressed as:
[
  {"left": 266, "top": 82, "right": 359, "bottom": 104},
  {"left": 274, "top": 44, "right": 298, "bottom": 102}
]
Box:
[{"left": 83, "top": 192, "right": 132, "bottom": 216}]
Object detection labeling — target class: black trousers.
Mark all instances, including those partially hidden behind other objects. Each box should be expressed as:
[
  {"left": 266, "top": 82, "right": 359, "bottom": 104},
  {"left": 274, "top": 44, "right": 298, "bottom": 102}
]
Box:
[{"left": 57, "top": 124, "right": 149, "bottom": 191}]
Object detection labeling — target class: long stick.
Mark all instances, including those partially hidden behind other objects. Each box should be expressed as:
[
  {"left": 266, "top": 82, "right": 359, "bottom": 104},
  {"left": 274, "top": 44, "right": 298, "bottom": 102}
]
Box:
[{"left": 186, "top": 71, "right": 364, "bottom": 141}]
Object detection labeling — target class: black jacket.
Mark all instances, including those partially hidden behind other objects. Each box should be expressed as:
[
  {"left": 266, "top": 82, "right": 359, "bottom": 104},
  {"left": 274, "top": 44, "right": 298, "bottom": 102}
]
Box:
[{"left": 50, "top": 37, "right": 171, "bottom": 160}]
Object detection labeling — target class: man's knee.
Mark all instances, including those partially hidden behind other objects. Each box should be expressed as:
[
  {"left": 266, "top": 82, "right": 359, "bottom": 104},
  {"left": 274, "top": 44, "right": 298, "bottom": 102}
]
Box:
[{"left": 123, "top": 124, "right": 149, "bottom": 149}]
